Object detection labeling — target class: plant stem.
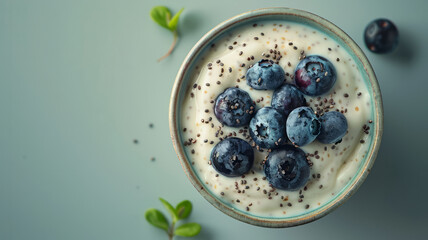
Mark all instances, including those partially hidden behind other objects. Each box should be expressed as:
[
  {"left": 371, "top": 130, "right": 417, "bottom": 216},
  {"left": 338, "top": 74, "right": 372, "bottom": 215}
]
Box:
[
  {"left": 158, "top": 30, "right": 178, "bottom": 62},
  {"left": 168, "top": 222, "right": 176, "bottom": 240}
]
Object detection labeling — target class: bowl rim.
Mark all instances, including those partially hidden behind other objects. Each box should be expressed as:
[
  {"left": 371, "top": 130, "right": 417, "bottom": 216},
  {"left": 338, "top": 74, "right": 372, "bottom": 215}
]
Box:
[{"left": 169, "top": 7, "right": 383, "bottom": 228}]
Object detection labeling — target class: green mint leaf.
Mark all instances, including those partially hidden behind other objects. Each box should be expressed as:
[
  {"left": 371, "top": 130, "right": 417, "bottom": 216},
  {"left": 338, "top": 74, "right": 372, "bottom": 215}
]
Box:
[
  {"left": 144, "top": 208, "right": 169, "bottom": 231},
  {"left": 174, "top": 223, "right": 201, "bottom": 237},
  {"left": 150, "top": 6, "right": 171, "bottom": 30},
  {"left": 167, "top": 8, "right": 184, "bottom": 31},
  {"left": 159, "top": 198, "right": 178, "bottom": 222},
  {"left": 175, "top": 200, "right": 192, "bottom": 220}
]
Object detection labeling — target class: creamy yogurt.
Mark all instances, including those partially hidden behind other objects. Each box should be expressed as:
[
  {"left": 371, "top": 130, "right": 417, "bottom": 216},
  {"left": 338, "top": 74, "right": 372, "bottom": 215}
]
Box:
[{"left": 180, "top": 21, "right": 373, "bottom": 217}]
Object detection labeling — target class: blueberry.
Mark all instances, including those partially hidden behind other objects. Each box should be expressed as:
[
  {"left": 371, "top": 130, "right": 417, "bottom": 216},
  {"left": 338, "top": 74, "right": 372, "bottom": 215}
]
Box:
[
  {"left": 246, "top": 59, "right": 285, "bottom": 90},
  {"left": 264, "top": 145, "right": 309, "bottom": 191},
  {"left": 210, "top": 137, "right": 254, "bottom": 177},
  {"left": 286, "top": 107, "right": 320, "bottom": 147},
  {"left": 364, "top": 19, "right": 399, "bottom": 54},
  {"left": 214, "top": 88, "right": 255, "bottom": 127},
  {"left": 272, "top": 84, "right": 307, "bottom": 117},
  {"left": 249, "top": 107, "right": 286, "bottom": 149},
  {"left": 294, "top": 55, "right": 337, "bottom": 96},
  {"left": 317, "top": 111, "right": 348, "bottom": 144}
]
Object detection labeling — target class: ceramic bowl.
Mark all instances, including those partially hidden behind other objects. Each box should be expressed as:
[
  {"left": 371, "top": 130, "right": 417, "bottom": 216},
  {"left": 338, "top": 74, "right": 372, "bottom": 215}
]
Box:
[{"left": 169, "top": 7, "right": 383, "bottom": 227}]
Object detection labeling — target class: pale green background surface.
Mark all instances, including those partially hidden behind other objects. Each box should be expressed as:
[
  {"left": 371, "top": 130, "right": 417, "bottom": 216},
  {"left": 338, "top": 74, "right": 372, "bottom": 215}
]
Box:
[{"left": 1, "top": 0, "right": 427, "bottom": 239}]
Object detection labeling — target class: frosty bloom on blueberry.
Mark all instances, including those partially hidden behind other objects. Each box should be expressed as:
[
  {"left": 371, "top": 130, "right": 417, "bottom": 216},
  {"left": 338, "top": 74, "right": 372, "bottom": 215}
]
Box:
[
  {"left": 214, "top": 88, "right": 256, "bottom": 127},
  {"left": 246, "top": 59, "right": 285, "bottom": 90},
  {"left": 317, "top": 111, "right": 348, "bottom": 144},
  {"left": 264, "top": 145, "right": 310, "bottom": 191},
  {"left": 210, "top": 137, "right": 254, "bottom": 177},
  {"left": 249, "top": 107, "right": 286, "bottom": 149},
  {"left": 286, "top": 107, "right": 320, "bottom": 147},
  {"left": 294, "top": 55, "right": 337, "bottom": 96}
]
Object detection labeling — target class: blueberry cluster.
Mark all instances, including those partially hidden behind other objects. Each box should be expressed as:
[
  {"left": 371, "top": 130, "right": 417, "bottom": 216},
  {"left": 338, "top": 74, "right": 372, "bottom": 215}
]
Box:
[{"left": 210, "top": 57, "right": 348, "bottom": 191}]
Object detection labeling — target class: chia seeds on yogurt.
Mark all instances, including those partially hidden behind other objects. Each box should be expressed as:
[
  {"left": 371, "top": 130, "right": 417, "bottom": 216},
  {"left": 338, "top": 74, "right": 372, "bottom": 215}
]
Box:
[{"left": 181, "top": 21, "right": 373, "bottom": 217}]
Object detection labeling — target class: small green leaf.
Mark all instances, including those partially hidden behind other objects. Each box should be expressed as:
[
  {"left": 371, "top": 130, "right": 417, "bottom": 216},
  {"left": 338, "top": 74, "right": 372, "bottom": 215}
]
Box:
[
  {"left": 144, "top": 208, "right": 169, "bottom": 231},
  {"left": 175, "top": 200, "right": 192, "bottom": 220},
  {"left": 150, "top": 6, "right": 171, "bottom": 30},
  {"left": 159, "top": 198, "right": 178, "bottom": 222},
  {"left": 174, "top": 223, "right": 201, "bottom": 237},
  {"left": 167, "top": 8, "right": 184, "bottom": 31}
]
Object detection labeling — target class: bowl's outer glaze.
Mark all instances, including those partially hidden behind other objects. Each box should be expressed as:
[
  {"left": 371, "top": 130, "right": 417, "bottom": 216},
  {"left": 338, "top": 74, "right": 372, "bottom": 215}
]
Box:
[{"left": 169, "top": 7, "right": 383, "bottom": 228}]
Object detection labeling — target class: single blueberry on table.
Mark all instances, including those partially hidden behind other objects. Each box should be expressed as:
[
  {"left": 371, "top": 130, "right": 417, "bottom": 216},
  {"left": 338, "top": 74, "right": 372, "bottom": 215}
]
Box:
[
  {"left": 272, "top": 84, "right": 307, "bottom": 117},
  {"left": 294, "top": 55, "right": 337, "bottom": 96},
  {"left": 364, "top": 18, "right": 399, "bottom": 54},
  {"left": 264, "top": 145, "right": 310, "bottom": 191},
  {"left": 317, "top": 111, "right": 348, "bottom": 144},
  {"left": 249, "top": 107, "right": 286, "bottom": 149},
  {"left": 214, "top": 88, "right": 255, "bottom": 127},
  {"left": 246, "top": 59, "right": 285, "bottom": 90},
  {"left": 286, "top": 107, "right": 320, "bottom": 147},
  {"left": 210, "top": 137, "right": 254, "bottom": 177}
]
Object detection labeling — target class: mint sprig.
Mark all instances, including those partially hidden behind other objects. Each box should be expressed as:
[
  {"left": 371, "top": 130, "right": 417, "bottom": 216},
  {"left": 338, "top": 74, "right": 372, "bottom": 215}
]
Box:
[
  {"left": 145, "top": 198, "right": 201, "bottom": 240},
  {"left": 150, "top": 6, "right": 184, "bottom": 62}
]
